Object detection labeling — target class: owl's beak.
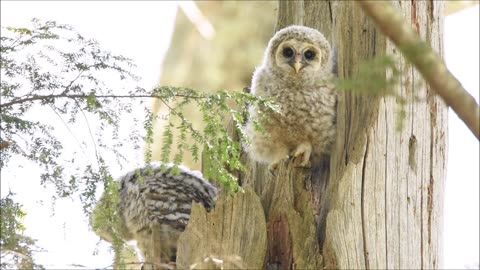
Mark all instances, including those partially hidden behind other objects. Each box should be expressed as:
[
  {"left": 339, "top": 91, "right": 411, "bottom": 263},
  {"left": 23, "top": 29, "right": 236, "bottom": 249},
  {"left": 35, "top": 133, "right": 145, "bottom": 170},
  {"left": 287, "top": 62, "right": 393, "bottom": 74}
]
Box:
[{"left": 291, "top": 54, "right": 304, "bottom": 74}]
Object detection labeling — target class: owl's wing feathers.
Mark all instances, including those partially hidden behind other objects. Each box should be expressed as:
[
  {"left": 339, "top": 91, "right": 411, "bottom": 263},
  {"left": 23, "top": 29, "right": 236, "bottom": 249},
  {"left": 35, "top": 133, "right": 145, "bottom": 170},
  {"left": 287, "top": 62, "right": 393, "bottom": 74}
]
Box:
[{"left": 119, "top": 163, "right": 218, "bottom": 234}]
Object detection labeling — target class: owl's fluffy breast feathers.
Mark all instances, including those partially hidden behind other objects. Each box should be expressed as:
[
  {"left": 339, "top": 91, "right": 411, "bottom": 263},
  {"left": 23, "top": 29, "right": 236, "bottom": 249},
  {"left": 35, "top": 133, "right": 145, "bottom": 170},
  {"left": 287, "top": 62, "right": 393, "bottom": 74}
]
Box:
[{"left": 247, "top": 25, "right": 337, "bottom": 167}]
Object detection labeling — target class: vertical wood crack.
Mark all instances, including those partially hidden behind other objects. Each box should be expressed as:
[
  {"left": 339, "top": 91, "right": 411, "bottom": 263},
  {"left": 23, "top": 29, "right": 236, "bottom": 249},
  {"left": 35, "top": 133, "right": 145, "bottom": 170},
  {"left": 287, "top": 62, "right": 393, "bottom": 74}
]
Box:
[
  {"left": 384, "top": 99, "right": 389, "bottom": 268},
  {"left": 327, "top": 0, "right": 333, "bottom": 24},
  {"left": 361, "top": 135, "right": 370, "bottom": 269}
]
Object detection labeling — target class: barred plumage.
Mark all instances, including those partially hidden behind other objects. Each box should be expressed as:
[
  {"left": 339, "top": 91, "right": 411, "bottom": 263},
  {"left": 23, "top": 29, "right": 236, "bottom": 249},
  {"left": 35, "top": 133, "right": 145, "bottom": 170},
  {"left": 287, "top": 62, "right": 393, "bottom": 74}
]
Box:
[{"left": 92, "top": 162, "right": 218, "bottom": 267}]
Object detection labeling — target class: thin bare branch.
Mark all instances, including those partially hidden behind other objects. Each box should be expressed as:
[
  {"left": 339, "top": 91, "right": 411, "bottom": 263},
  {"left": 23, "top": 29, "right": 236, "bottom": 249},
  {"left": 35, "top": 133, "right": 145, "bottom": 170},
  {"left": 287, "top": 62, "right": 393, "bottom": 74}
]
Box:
[
  {"left": 47, "top": 104, "right": 89, "bottom": 158},
  {"left": 356, "top": 0, "right": 480, "bottom": 140},
  {"left": 60, "top": 69, "right": 86, "bottom": 95},
  {"left": 0, "top": 93, "right": 205, "bottom": 109},
  {"left": 73, "top": 99, "right": 100, "bottom": 168}
]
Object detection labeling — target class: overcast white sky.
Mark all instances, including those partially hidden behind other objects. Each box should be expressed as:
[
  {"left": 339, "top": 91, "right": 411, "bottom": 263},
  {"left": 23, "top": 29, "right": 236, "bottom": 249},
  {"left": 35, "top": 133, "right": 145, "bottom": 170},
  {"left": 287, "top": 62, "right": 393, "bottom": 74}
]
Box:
[
  {"left": 0, "top": 1, "right": 177, "bottom": 268},
  {"left": 0, "top": 1, "right": 478, "bottom": 269},
  {"left": 443, "top": 5, "right": 479, "bottom": 269}
]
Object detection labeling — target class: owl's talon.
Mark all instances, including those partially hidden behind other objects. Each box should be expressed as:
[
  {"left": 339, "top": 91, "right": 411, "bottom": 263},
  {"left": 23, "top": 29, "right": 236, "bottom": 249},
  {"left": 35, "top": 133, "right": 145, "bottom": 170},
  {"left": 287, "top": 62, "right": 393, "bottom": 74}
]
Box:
[
  {"left": 294, "top": 159, "right": 312, "bottom": 168},
  {"left": 268, "top": 162, "right": 279, "bottom": 176},
  {"left": 293, "top": 156, "right": 311, "bottom": 168},
  {"left": 246, "top": 26, "right": 336, "bottom": 179},
  {"left": 293, "top": 143, "right": 312, "bottom": 168},
  {"left": 292, "top": 153, "right": 312, "bottom": 168}
]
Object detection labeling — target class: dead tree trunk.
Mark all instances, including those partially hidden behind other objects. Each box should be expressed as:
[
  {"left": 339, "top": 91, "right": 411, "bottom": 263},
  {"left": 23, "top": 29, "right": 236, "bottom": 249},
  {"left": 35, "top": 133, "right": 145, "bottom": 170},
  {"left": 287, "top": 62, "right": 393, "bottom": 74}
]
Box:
[
  {"left": 176, "top": 1, "right": 447, "bottom": 269},
  {"left": 324, "top": 1, "right": 446, "bottom": 269}
]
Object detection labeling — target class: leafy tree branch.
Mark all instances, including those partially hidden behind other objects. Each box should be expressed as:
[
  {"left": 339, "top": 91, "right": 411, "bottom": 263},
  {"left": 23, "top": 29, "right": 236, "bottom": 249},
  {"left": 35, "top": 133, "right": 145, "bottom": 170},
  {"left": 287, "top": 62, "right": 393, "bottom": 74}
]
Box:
[
  {"left": 1, "top": 193, "right": 44, "bottom": 269},
  {"left": 1, "top": 18, "right": 277, "bottom": 268},
  {"left": 0, "top": 93, "right": 206, "bottom": 109},
  {"left": 357, "top": 0, "right": 480, "bottom": 140}
]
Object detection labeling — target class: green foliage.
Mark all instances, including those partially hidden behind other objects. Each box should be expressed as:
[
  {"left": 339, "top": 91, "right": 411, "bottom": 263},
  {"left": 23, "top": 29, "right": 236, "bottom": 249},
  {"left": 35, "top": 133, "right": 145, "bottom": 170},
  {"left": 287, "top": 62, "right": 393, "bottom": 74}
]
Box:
[
  {"left": 0, "top": 193, "right": 44, "bottom": 269},
  {"left": 148, "top": 87, "right": 277, "bottom": 193},
  {"left": 1, "top": 18, "right": 142, "bottom": 209},
  {"left": 335, "top": 56, "right": 401, "bottom": 97},
  {"left": 90, "top": 173, "right": 128, "bottom": 267},
  {"left": 1, "top": 18, "right": 276, "bottom": 266},
  {"left": 335, "top": 55, "right": 423, "bottom": 131},
  {"left": 1, "top": 18, "right": 145, "bottom": 267}
]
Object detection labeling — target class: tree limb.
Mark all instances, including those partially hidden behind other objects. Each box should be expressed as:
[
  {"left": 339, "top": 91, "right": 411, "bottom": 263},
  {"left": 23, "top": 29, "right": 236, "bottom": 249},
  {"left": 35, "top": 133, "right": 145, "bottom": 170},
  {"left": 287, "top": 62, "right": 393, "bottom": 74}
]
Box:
[
  {"left": 357, "top": 0, "right": 480, "bottom": 140},
  {"left": 0, "top": 93, "right": 204, "bottom": 109}
]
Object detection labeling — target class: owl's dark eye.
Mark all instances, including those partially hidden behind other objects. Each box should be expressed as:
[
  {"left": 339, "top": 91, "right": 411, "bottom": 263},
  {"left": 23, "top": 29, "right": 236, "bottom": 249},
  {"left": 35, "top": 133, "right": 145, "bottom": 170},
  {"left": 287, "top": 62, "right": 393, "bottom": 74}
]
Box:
[
  {"left": 282, "top": 47, "right": 294, "bottom": 58},
  {"left": 304, "top": 50, "right": 316, "bottom": 60}
]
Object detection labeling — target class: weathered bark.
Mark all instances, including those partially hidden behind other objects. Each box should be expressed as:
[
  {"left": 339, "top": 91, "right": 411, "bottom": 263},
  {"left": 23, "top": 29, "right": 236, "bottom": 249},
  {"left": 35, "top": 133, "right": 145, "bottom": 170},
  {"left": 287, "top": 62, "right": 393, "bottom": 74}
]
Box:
[
  {"left": 324, "top": 1, "right": 446, "bottom": 269},
  {"left": 177, "top": 1, "right": 447, "bottom": 269},
  {"left": 357, "top": 1, "right": 478, "bottom": 140},
  {"left": 177, "top": 188, "right": 267, "bottom": 269}
]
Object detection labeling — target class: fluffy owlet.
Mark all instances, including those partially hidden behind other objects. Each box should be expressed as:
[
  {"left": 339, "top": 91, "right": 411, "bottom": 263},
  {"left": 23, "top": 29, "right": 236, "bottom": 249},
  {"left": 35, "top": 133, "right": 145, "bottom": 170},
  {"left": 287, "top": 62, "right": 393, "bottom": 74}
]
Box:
[
  {"left": 91, "top": 162, "right": 218, "bottom": 268},
  {"left": 245, "top": 25, "right": 337, "bottom": 172}
]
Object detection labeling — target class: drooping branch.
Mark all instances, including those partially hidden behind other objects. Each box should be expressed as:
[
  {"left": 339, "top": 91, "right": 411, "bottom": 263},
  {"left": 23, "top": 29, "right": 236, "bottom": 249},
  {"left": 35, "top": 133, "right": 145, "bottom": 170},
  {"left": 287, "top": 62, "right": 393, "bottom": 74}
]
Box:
[{"left": 356, "top": 0, "right": 480, "bottom": 140}]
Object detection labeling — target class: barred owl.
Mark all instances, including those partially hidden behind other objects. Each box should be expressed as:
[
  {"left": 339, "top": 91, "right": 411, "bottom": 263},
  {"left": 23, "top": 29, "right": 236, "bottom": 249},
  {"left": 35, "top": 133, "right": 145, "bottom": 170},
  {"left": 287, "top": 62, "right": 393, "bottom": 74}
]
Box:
[
  {"left": 245, "top": 25, "right": 337, "bottom": 172},
  {"left": 92, "top": 163, "right": 218, "bottom": 268}
]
